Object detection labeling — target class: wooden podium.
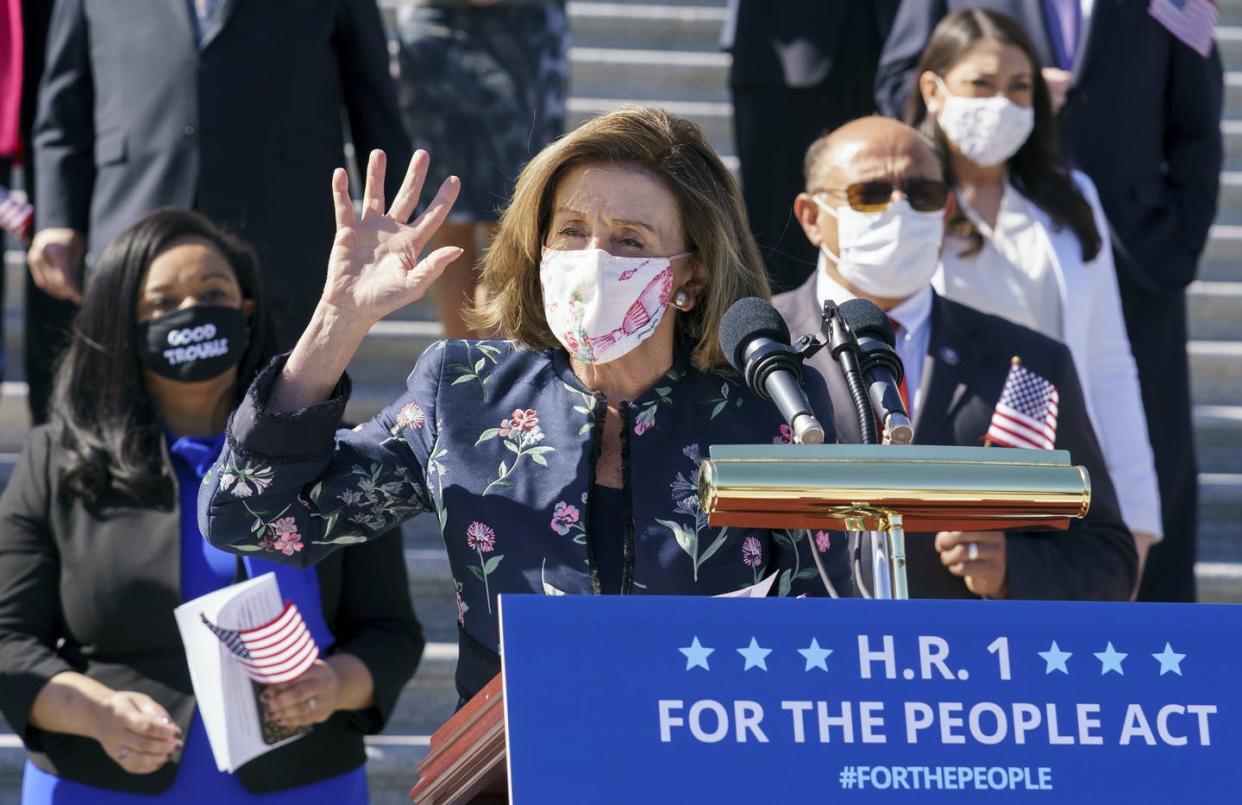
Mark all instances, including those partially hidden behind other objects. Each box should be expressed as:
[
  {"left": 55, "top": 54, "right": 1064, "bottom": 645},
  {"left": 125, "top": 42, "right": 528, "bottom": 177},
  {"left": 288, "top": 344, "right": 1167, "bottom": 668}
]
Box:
[{"left": 409, "top": 675, "right": 508, "bottom": 803}]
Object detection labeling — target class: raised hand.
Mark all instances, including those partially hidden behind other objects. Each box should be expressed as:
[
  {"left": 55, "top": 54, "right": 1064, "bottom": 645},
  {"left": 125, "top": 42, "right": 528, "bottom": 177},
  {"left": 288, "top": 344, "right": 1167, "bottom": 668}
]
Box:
[
  {"left": 321, "top": 149, "right": 462, "bottom": 327},
  {"left": 271, "top": 150, "right": 463, "bottom": 413}
]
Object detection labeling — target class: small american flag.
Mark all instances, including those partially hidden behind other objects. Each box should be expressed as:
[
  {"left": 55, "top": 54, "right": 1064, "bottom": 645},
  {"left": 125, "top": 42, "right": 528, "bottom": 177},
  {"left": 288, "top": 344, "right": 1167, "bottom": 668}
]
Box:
[
  {"left": 200, "top": 602, "right": 318, "bottom": 685},
  {"left": 1149, "top": 0, "right": 1218, "bottom": 57},
  {"left": 0, "top": 186, "right": 33, "bottom": 239},
  {"left": 986, "top": 358, "right": 1059, "bottom": 450}
]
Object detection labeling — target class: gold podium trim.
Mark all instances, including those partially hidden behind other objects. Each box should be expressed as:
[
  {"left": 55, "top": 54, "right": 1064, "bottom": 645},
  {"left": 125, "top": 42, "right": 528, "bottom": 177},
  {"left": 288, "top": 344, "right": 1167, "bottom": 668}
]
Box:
[{"left": 699, "top": 445, "right": 1090, "bottom": 534}]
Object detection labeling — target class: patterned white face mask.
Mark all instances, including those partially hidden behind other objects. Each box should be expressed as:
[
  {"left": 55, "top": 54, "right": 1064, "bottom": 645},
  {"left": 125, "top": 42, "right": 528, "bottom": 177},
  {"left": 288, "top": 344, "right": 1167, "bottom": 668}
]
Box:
[
  {"left": 540, "top": 247, "right": 689, "bottom": 365},
  {"left": 934, "top": 76, "right": 1035, "bottom": 168}
]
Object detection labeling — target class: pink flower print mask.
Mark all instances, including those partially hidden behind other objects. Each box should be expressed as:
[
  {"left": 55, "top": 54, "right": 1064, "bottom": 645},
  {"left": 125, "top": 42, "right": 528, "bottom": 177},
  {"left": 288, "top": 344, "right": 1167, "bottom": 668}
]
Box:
[{"left": 540, "top": 247, "right": 690, "bottom": 365}]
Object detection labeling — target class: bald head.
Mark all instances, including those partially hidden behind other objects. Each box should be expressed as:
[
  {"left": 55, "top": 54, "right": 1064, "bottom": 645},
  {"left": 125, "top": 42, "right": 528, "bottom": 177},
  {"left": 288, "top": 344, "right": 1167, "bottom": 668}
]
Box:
[
  {"left": 793, "top": 116, "right": 948, "bottom": 310},
  {"left": 804, "top": 116, "right": 943, "bottom": 194}
]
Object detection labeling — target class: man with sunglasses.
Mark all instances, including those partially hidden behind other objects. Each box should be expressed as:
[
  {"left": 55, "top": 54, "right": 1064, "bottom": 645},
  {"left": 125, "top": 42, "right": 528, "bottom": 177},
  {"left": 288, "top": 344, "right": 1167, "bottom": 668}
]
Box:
[{"left": 773, "top": 115, "right": 1136, "bottom": 602}]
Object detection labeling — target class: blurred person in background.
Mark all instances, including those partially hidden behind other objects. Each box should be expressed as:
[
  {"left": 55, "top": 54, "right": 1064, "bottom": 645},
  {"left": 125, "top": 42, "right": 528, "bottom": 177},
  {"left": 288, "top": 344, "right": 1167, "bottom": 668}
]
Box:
[
  {"left": 27, "top": 0, "right": 410, "bottom": 421},
  {"left": 874, "top": 0, "right": 1224, "bottom": 602},
  {"left": 723, "top": 0, "right": 900, "bottom": 293},
  {"left": 775, "top": 116, "right": 1136, "bottom": 602},
  {"left": 392, "top": 0, "right": 570, "bottom": 338},
  {"left": 0, "top": 210, "right": 422, "bottom": 802},
  {"left": 907, "top": 9, "right": 1161, "bottom": 582},
  {"left": 1, "top": 0, "right": 72, "bottom": 421}
]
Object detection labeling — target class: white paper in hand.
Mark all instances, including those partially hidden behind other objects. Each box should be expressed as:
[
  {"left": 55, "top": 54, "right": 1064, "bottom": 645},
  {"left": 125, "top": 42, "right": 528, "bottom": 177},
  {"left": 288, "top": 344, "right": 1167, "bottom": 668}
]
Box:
[{"left": 174, "top": 572, "right": 310, "bottom": 772}]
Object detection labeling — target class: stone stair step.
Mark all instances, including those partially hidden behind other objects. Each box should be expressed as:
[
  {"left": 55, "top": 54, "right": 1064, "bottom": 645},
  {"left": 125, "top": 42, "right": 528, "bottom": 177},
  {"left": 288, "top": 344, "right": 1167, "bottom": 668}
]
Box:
[
  {"left": 1211, "top": 170, "right": 1242, "bottom": 226},
  {"left": 570, "top": 46, "right": 730, "bottom": 103},
  {"left": 569, "top": 2, "right": 726, "bottom": 52},
  {"left": 1223, "top": 120, "right": 1242, "bottom": 171},
  {"left": 1224, "top": 70, "right": 1242, "bottom": 119},
  {"left": 1222, "top": 0, "right": 1242, "bottom": 28},
  {"left": 1201, "top": 225, "right": 1242, "bottom": 281},
  {"left": 1189, "top": 280, "right": 1242, "bottom": 340},
  {"left": 1195, "top": 404, "right": 1242, "bottom": 474},
  {"left": 1220, "top": 25, "right": 1242, "bottom": 68},
  {"left": 568, "top": 96, "right": 734, "bottom": 155},
  {"left": 1189, "top": 340, "right": 1242, "bottom": 406}
]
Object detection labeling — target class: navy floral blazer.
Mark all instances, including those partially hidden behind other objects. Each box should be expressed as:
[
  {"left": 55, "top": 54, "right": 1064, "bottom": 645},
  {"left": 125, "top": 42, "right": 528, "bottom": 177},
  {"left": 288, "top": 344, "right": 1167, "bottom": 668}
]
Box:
[{"left": 200, "top": 340, "right": 850, "bottom": 699}]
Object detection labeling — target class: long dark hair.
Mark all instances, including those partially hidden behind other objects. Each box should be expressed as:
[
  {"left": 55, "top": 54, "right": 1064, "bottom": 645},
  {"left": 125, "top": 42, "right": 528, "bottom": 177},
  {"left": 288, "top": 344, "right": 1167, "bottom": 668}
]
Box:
[
  {"left": 905, "top": 8, "right": 1101, "bottom": 261},
  {"left": 50, "top": 209, "right": 277, "bottom": 504}
]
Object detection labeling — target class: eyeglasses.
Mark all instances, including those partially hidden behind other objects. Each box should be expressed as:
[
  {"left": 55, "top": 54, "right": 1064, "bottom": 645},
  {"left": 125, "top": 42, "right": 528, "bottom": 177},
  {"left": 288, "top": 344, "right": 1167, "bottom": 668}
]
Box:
[{"left": 817, "top": 179, "right": 949, "bottom": 213}]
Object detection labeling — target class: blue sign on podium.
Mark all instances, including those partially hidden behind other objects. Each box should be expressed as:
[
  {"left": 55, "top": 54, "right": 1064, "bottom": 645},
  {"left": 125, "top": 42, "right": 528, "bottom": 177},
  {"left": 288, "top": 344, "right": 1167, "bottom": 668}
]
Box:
[{"left": 498, "top": 596, "right": 1242, "bottom": 803}]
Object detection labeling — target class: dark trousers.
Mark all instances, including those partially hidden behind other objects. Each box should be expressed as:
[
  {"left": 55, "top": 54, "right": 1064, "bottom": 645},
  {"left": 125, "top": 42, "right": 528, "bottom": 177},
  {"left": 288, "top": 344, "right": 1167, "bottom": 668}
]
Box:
[
  {"left": 1121, "top": 273, "right": 1199, "bottom": 602},
  {"left": 731, "top": 81, "right": 874, "bottom": 294},
  {"left": 0, "top": 161, "right": 78, "bottom": 426}
]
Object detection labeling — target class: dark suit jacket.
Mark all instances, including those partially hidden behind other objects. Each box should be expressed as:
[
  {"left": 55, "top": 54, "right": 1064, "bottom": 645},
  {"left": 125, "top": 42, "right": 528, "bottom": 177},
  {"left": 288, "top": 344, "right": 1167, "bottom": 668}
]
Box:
[
  {"left": 725, "top": 0, "right": 900, "bottom": 88},
  {"left": 775, "top": 276, "right": 1137, "bottom": 600},
  {"left": 33, "top": 0, "right": 411, "bottom": 341},
  {"left": 873, "top": 0, "right": 1223, "bottom": 296},
  {"left": 0, "top": 426, "right": 423, "bottom": 794}
]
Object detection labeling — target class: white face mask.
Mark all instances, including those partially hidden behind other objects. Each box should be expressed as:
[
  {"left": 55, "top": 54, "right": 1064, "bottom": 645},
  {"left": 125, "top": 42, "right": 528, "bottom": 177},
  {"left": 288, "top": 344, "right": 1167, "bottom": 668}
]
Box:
[
  {"left": 815, "top": 195, "right": 943, "bottom": 299},
  {"left": 934, "top": 76, "right": 1035, "bottom": 167},
  {"left": 540, "top": 247, "right": 689, "bottom": 364}
]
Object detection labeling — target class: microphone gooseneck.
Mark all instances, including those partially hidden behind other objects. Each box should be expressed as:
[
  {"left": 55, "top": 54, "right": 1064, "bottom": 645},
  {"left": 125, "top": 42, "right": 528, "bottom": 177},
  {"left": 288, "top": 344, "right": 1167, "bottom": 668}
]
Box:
[
  {"left": 823, "top": 302, "right": 878, "bottom": 445},
  {"left": 838, "top": 299, "right": 914, "bottom": 446}
]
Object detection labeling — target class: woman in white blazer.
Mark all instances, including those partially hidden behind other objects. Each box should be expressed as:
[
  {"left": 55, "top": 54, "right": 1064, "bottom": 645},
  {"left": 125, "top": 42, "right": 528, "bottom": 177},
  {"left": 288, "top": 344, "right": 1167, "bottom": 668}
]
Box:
[{"left": 905, "top": 9, "right": 1162, "bottom": 577}]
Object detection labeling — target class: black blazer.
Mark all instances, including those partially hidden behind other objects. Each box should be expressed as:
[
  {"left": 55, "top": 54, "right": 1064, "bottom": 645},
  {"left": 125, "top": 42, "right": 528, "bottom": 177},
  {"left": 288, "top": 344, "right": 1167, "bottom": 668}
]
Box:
[
  {"left": 775, "top": 277, "right": 1137, "bottom": 601},
  {"left": 33, "top": 0, "right": 411, "bottom": 340},
  {"left": 0, "top": 426, "right": 424, "bottom": 795},
  {"left": 725, "top": 0, "right": 900, "bottom": 88},
  {"left": 873, "top": 0, "right": 1223, "bottom": 295}
]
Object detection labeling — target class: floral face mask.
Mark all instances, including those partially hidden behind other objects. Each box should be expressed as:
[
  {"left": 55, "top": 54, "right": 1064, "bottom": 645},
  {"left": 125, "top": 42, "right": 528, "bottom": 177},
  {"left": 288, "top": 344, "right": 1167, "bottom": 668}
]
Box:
[{"left": 540, "top": 247, "right": 690, "bottom": 364}]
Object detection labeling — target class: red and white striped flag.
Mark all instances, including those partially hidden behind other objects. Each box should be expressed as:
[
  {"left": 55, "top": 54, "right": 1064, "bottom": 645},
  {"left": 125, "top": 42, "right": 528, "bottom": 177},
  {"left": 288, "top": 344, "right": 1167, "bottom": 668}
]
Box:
[
  {"left": 200, "top": 602, "right": 319, "bottom": 685},
  {"left": 1149, "top": 0, "right": 1218, "bottom": 57},
  {"left": 0, "top": 185, "right": 32, "bottom": 239},
  {"left": 986, "top": 358, "right": 1059, "bottom": 450}
]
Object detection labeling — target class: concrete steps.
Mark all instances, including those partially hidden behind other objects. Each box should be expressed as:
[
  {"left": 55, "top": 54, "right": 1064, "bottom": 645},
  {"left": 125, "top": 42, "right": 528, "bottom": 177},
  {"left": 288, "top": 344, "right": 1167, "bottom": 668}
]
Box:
[
  {"left": 0, "top": 0, "right": 1240, "bottom": 797},
  {"left": 569, "top": 2, "right": 727, "bottom": 52}
]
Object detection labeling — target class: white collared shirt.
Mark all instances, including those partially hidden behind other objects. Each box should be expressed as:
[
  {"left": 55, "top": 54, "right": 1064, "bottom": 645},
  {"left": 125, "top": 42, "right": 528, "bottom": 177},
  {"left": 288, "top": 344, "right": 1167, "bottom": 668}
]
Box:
[{"left": 814, "top": 252, "right": 933, "bottom": 420}]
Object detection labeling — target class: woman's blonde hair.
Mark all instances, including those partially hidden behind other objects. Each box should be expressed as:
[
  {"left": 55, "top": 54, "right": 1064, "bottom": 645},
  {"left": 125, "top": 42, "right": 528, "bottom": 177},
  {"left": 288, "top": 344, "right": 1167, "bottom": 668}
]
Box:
[{"left": 470, "top": 105, "right": 769, "bottom": 371}]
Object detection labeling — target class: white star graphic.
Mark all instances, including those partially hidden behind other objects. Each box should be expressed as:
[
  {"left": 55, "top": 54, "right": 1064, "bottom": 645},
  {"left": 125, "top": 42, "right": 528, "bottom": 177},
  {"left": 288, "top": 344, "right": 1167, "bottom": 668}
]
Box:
[
  {"left": 1094, "top": 642, "right": 1127, "bottom": 675},
  {"left": 679, "top": 637, "right": 714, "bottom": 671},
  {"left": 1038, "top": 641, "right": 1072, "bottom": 674},
  {"left": 737, "top": 637, "right": 772, "bottom": 671},
  {"left": 797, "top": 638, "right": 833, "bottom": 672},
  {"left": 1152, "top": 643, "right": 1186, "bottom": 676}
]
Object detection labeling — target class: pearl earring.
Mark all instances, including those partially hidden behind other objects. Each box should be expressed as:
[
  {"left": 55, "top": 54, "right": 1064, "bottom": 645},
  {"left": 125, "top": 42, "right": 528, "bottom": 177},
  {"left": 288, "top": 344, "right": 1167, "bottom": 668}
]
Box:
[{"left": 673, "top": 290, "right": 689, "bottom": 310}]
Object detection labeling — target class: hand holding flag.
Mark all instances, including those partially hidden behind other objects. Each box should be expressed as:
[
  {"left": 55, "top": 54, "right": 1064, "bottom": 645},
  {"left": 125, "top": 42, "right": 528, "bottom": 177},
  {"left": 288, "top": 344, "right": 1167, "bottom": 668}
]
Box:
[{"left": 200, "top": 601, "right": 319, "bottom": 685}]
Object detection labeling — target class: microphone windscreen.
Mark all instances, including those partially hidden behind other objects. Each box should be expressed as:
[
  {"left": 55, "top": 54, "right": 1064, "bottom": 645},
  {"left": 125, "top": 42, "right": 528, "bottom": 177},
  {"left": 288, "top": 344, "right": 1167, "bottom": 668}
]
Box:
[
  {"left": 718, "top": 297, "right": 792, "bottom": 372},
  {"left": 838, "top": 298, "right": 895, "bottom": 346}
]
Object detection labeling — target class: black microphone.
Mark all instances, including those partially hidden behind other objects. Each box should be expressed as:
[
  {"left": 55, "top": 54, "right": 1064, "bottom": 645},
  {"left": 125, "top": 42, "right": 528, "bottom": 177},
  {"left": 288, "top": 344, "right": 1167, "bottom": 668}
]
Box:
[
  {"left": 719, "top": 297, "right": 826, "bottom": 445},
  {"left": 837, "top": 299, "right": 914, "bottom": 445}
]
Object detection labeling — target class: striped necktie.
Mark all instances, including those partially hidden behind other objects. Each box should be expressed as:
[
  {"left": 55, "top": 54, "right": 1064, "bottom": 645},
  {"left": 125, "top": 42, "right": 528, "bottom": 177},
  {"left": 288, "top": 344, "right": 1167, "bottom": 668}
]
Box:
[{"left": 888, "top": 318, "right": 910, "bottom": 412}]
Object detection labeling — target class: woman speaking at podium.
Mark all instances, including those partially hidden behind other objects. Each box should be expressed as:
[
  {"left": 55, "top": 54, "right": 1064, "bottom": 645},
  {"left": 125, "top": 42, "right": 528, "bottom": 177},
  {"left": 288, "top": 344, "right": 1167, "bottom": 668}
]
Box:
[{"left": 200, "top": 107, "right": 850, "bottom": 703}]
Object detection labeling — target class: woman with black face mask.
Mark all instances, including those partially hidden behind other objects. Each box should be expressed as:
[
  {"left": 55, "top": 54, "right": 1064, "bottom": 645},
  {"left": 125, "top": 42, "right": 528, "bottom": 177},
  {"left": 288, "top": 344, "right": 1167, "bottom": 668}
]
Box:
[{"left": 0, "top": 210, "right": 423, "bottom": 802}]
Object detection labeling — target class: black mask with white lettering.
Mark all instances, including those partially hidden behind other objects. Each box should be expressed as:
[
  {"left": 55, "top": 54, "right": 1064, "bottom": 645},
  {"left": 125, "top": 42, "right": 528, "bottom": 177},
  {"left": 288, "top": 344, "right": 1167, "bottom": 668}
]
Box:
[{"left": 136, "top": 305, "right": 249, "bottom": 382}]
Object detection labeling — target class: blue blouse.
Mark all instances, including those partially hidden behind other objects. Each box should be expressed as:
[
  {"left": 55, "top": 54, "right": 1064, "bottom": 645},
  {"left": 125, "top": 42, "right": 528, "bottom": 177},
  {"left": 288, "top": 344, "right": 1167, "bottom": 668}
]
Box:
[
  {"left": 21, "top": 434, "right": 368, "bottom": 804},
  {"left": 201, "top": 340, "right": 852, "bottom": 698}
]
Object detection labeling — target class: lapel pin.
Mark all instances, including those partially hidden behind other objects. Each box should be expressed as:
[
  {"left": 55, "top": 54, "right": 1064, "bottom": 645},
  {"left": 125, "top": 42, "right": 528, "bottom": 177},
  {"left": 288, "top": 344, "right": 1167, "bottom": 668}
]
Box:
[{"left": 939, "top": 346, "right": 960, "bottom": 365}]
